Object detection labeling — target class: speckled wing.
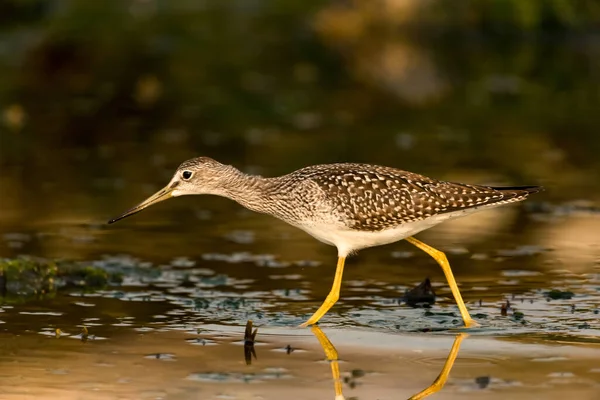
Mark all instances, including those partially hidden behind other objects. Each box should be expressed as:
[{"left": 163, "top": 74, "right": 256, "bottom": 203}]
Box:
[{"left": 302, "top": 164, "right": 540, "bottom": 232}]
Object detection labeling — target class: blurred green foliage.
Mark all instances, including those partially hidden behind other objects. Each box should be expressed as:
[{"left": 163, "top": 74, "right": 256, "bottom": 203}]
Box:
[
  {"left": 0, "top": 0, "right": 599, "bottom": 200},
  {"left": 431, "top": 0, "right": 600, "bottom": 30}
]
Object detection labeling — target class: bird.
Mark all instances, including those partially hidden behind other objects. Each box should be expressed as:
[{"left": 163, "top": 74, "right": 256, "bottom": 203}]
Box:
[{"left": 108, "top": 157, "right": 542, "bottom": 328}]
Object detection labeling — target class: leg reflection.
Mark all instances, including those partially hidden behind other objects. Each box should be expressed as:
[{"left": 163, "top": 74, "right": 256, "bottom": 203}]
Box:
[
  {"left": 408, "top": 333, "right": 468, "bottom": 400},
  {"left": 310, "top": 326, "right": 345, "bottom": 400}
]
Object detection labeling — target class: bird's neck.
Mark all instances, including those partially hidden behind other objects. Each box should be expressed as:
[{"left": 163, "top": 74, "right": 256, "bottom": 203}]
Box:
[{"left": 216, "top": 168, "right": 272, "bottom": 214}]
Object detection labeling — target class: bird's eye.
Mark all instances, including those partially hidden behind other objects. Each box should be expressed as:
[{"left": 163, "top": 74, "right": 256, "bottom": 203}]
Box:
[{"left": 182, "top": 170, "right": 193, "bottom": 180}]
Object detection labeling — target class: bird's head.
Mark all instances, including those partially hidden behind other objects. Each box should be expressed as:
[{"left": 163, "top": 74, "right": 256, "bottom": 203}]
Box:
[{"left": 108, "top": 157, "right": 231, "bottom": 224}]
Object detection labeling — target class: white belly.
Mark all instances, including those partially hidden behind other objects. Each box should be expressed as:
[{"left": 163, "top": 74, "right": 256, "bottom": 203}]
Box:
[{"left": 297, "top": 206, "right": 489, "bottom": 257}]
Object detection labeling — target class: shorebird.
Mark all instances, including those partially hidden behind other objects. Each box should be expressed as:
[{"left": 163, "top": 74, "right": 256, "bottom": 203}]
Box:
[{"left": 109, "top": 157, "right": 541, "bottom": 327}]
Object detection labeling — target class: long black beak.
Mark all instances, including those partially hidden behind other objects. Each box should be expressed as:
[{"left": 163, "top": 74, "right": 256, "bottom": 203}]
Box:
[{"left": 108, "top": 185, "right": 174, "bottom": 224}]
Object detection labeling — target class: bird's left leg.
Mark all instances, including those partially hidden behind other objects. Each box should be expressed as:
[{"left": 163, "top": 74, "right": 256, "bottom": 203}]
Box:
[
  {"left": 300, "top": 256, "right": 346, "bottom": 327},
  {"left": 406, "top": 237, "right": 478, "bottom": 328}
]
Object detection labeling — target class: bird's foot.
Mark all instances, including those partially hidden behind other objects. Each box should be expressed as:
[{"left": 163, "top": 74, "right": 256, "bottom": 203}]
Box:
[
  {"left": 463, "top": 318, "right": 480, "bottom": 329},
  {"left": 298, "top": 320, "right": 314, "bottom": 328}
]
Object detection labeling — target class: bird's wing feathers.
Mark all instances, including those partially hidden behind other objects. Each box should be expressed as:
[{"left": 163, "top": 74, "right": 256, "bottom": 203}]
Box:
[{"left": 302, "top": 164, "right": 537, "bottom": 231}]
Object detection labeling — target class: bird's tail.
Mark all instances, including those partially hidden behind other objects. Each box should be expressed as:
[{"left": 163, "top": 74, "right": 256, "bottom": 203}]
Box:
[{"left": 490, "top": 185, "right": 543, "bottom": 201}]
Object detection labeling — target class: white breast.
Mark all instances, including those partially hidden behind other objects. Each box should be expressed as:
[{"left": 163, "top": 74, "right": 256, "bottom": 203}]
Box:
[{"left": 296, "top": 206, "right": 490, "bottom": 257}]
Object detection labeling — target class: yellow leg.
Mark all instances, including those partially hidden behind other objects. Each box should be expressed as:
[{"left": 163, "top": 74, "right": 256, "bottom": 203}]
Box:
[
  {"left": 408, "top": 333, "right": 468, "bottom": 400},
  {"left": 300, "top": 256, "right": 345, "bottom": 327},
  {"left": 406, "top": 237, "right": 477, "bottom": 328},
  {"left": 311, "top": 326, "right": 344, "bottom": 400}
]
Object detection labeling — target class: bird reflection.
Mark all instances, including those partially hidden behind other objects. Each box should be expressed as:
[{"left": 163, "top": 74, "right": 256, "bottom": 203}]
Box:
[
  {"left": 310, "top": 326, "right": 345, "bottom": 400},
  {"left": 309, "top": 326, "right": 468, "bottom": 400},
  {"left": 407, "top": 333, "right": 468, "bottom": 400}
]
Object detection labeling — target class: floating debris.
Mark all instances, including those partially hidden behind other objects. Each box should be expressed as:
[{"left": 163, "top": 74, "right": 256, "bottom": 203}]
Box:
[
  {"left": 244, "top": 320, "right": 258, "bottom": 365},
  {"left": 501, "top": 300, "right": 511, "bottom": 316},
  {"left": 475, "top": 376, "right": 491, "bottom": 389},
  {"left": 403, "top": 278, "right": 436, "bottom": 307},
  {"left": 546, "top": 289, "right": 575, "bottom": 300}
]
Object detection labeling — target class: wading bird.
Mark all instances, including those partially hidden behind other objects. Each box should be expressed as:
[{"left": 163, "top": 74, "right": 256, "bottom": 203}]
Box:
[{"left": 109, "top": 157, "right": 541, "bottom": 327}]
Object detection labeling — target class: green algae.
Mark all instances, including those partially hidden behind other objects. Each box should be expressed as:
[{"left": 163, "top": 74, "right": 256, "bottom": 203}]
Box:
[{"left": 0, "top": 256, "right": 122, "bottom": 303}]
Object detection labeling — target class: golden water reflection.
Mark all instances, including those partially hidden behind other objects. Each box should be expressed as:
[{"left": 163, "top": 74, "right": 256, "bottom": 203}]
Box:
[
  {"left": 1, "top": 321, "right": 600, "bottom": 399},
  {"left": 311, "top": 326, "right": 345, "bottom": 400},
  {"left": 407, "top": 333, "right": 467, "bottom": 400},
  {"left": 310, "top": 326, "right": 467, "bottom": 400}
]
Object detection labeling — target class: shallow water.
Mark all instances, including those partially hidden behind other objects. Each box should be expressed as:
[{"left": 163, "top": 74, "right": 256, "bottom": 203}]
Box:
[
  {"left": 2, "top": 128, "right": 600, "bottom": 400},
  {"left": 1, "top": 323, "right": 600, "bottom": 399},
  {"left": 1, "top": 204, "right": 599, "bottom": 398}
]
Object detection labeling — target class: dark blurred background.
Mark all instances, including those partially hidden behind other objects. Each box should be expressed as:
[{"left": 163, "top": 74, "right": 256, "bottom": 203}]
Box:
[{"left": 1, "top": 0, "right": 599, "bottom": 261}]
